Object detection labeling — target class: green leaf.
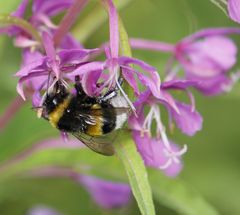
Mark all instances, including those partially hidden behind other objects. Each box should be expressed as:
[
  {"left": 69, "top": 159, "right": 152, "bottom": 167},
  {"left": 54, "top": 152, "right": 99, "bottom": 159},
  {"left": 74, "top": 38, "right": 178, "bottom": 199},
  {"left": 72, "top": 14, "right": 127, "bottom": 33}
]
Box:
[
  {"left": 118, "top": 18, "right": 132, "bottom": 57},
  {"left": 0, "top": 14, "right": 41, "bottom": 43},
  {"left": 114, "top": 133, "right": 155, "bottom": 215},
  {"left": 115, "top": 9, "right": 155, "bottom": 215},
  {"left": 149, "top": 170, "right": 219, "bottom": 215},
  {"left": 0, "top": 147, "right": 125, "bottom": 182},
  {"left": 72, "top": 0, "right": 133, "bottom": 43},
  {"left": 118, "top": 17, "right": 135, "bottom": 100},
  {"left": 0, "top": 0, "right": 19, "bottom": 13}
]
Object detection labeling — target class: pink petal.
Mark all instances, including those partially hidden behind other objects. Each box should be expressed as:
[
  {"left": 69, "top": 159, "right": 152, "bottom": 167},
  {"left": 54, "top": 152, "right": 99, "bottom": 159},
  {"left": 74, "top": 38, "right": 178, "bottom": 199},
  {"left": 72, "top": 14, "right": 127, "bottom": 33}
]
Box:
[
  {"left": 14, "top": 35, "right": 39, "bottom": 48},
  {"left": 58, "top": 48, "right": 99, "bottom": 65},
  {"left": 189, "top": 36, "right": 237, "bottom": 71},
  {"left": 228, "top": 0, "right": 240, "bottom": 23},
  {"left": 133, "top": 132, "right": 183, "bottom": 177},
  {"left": 188, "top": 73, "right": 232, "bottom": 96},
  {"left": 17, "top": 72, "right": 48, "bottom": 100},
  {"left": 21, "top": 49, "right": 44, "bottom": 67},
  {"left": 15, "top": 58, "right": 45, "bottom": 77},
  {"left": 81, "top": 70, "right": 102, "bottom": 96},
  {"left": 170, "top": 102, "right": 203, "bottom": 136},
  {"left": 59, "top": 33, "right": 83, "bottom": 49},
  {"left": 119, "top": 56, "right": 161, "bottom": 97},
  {"left": 33, "top": 0, "right": 74, "bottom": 17},
  {"left": 68, "top": 61, "right": 106, "bottom": 77},
  {"left": 122, "top": 68, "right": 140, "bottom": 96},
  {"left": 12, "top": 0, "right": 29, "bottom": 18},
  {"left": 161, "top": 79, "right": 197, "bottom": 90},
  {"left": 42, "top": 31, "right": 60, "bottom": 78},
  {"left": 105, "top": 0, "right": 119, "bottom": 58}
]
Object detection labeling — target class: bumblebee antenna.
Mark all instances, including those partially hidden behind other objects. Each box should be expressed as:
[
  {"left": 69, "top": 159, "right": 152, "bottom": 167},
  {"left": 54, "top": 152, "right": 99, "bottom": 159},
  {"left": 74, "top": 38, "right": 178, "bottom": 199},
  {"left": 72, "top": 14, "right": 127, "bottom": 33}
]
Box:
[
  {"left": 31, "top": 106, "right": 43, "bottom": 110},
  {"left": 46, "top": 71, "right": 51, "bottom": 98}
]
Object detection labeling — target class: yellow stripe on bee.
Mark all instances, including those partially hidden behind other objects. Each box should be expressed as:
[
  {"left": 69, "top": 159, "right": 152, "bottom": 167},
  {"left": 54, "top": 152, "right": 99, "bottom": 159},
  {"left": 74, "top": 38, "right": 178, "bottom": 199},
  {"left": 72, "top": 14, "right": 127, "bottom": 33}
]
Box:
[
  {"left": 86, "top": 104, "right": 103, "bottom": 136},
  {"left": 49, "top": 98, "right": 70, "bottom": 128}
]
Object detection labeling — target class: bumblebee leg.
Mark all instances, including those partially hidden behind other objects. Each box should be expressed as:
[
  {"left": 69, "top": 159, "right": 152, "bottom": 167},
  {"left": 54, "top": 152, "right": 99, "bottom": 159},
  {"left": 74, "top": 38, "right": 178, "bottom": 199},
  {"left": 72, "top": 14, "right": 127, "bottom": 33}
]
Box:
[
  {"left": 99, "top": 77, "right": 124, "bottom": 102},
  {"left": 100, "top": 91, "right": 118, "bottom": 102}
]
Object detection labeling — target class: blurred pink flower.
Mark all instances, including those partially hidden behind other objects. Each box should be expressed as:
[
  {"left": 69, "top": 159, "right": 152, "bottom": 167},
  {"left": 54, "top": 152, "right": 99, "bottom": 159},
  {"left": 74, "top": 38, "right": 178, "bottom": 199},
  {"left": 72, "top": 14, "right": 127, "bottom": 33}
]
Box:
[
  {"left": 175, "top": 34, "right": 238, "bottom": 95},
  {"left": 78, "top": 175, "right": 131, "bottom": 209},
  {"left": 228, "top": 0, "right": 240, "bottom": 23},
  {"left": 130, "top": 28, "right": 240, "bottom": 95}
]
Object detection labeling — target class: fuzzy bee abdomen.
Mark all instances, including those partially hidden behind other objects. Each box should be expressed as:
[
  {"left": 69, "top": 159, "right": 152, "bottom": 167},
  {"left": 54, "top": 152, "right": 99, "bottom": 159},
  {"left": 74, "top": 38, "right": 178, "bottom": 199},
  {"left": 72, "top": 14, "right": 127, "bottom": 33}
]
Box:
[{"left": 85, "top": 104, "right": 116, "bottom": 136}]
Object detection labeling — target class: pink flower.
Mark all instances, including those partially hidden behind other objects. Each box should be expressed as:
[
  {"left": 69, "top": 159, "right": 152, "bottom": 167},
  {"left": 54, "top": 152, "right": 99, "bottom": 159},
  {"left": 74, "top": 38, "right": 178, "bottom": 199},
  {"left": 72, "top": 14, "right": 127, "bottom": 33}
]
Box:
[
  {"left": 15, "top": 32, "right": 98, "bottom": 104},
  {"left": 133, "top": 132, "right": 183, "bottom": 177},
  {"left": 67, "top": 0, "right": 161, "bottom": 111},
  {"left": 131, "top": 28, "right": 240, "bottom": 96}
]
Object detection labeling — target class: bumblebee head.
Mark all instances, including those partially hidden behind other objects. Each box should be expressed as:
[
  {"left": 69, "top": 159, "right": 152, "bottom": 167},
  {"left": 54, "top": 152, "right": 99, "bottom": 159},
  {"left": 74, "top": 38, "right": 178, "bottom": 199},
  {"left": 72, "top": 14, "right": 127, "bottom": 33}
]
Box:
[{"left": 41, "top": 81, "right": 69, "bottom": 119}]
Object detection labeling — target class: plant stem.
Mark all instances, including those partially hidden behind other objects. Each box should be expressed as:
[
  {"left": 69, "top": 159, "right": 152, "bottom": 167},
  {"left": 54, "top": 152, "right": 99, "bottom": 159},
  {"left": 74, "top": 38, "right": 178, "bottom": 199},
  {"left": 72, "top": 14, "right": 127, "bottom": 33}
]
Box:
[
  {"left": 0, "top": 95, "right": 24, "bottom": 131},
  {"left": 53, "top": 0, "right": 88, "bottom": 47},
  {"left": 0, "top": 14, "right": 41, "bottom": 44},
  {"left": 130, "top": 38, "right": 175, "bottom": 53}
]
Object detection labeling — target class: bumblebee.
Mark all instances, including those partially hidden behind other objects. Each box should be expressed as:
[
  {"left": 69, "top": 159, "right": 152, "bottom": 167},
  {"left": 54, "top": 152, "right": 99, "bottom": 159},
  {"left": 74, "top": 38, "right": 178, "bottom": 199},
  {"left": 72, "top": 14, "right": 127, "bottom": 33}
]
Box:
[{"left": 38, "top": 77, "right": 130, "bottom": 156}]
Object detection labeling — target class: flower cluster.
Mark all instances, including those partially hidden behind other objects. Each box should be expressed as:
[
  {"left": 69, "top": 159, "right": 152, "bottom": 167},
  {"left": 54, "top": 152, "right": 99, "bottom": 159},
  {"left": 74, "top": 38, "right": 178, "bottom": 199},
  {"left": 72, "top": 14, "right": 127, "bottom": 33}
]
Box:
[{"left": 1, "top": 0, "right": 240, "bottom": 210}]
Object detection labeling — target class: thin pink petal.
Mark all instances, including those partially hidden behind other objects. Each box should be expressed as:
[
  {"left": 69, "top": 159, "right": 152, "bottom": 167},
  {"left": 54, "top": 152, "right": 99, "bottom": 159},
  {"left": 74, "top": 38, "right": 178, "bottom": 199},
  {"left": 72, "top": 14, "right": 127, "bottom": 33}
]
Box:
[
  {"left": 170, "top": 102, "right": 203, "bottom": 136},
  {"left": 17, "top": 72, "right": 48, "bottom": 100},
  {"left": 15, "top": 58, "right": 45, "bottom": 77},
  {"left": 105, "top": 0, "right": 119, "bottom": 58},
  {"left": 122, "top": 68, "right": 140, "bottom": 96},
  {"left": 68, "top": 61, "right": 106, "bottom": 77},
  {"left": 42, "top": 31, "right": 60, "bottom": 78}
]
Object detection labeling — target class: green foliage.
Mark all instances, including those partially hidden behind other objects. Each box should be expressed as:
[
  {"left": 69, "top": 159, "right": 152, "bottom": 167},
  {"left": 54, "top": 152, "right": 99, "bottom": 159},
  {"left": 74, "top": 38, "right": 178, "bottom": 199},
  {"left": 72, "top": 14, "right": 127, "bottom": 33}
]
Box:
[
  {"left": 115, "top": 133, "right": 155, "bottom": 215},
  {"left": 150, "top": 170, "right": 218, "bottom": 215}
]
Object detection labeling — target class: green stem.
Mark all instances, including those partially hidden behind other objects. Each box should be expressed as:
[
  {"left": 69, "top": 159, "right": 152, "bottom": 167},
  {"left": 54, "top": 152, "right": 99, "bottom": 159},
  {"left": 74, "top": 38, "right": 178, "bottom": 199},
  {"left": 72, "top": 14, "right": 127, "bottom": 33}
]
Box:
[
  {"left": 114, "top": 131, "right": 156, "bottom": 215},
  {"left": 118, "top": 17, "right": 135, "bottom": 100},
  {"left": 72, "top": 0, "right": 133, "bottom": 43},
  {"left": 0, "top": 14, "right": 42, "bottom": 44}
]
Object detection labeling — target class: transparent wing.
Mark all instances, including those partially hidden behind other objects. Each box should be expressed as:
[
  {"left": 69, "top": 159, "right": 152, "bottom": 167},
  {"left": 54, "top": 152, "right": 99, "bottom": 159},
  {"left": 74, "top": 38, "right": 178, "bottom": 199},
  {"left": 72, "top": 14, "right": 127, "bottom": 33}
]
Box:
[{"left": 72, "top": 131, "right": 115, "bottom": 156}]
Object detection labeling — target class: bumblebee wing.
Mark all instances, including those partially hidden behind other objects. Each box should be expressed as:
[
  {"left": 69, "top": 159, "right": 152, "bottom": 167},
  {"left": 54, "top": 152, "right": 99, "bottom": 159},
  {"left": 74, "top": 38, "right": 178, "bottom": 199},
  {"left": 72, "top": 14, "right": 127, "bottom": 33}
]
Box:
[{"left": 72, "top": 131, "right": 115, "bottom": 156}]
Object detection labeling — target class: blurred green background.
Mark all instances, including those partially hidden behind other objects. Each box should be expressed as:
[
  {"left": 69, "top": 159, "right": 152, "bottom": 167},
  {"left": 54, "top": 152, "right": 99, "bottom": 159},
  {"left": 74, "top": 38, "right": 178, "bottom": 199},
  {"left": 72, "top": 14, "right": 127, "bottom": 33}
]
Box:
[{"left": 0, "top": 0, "right": 240, "bottom": 214}]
